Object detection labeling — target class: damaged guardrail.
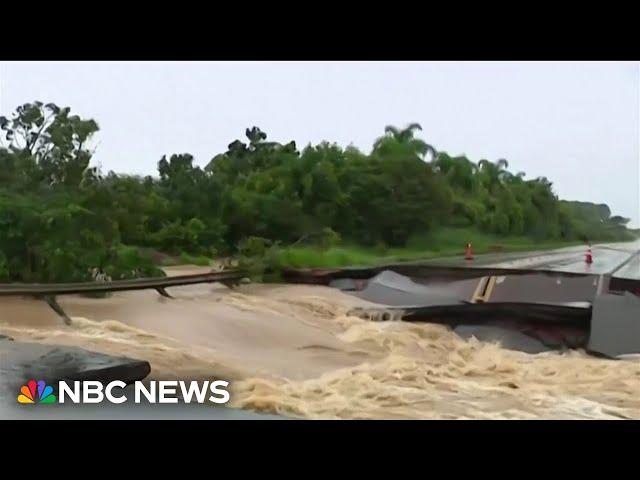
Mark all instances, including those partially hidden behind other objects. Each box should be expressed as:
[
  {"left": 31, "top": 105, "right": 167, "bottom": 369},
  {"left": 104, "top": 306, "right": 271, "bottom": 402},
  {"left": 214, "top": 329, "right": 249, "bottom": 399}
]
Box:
[{"left": 0, "top": 270, "right": 245, "bottom": 325}]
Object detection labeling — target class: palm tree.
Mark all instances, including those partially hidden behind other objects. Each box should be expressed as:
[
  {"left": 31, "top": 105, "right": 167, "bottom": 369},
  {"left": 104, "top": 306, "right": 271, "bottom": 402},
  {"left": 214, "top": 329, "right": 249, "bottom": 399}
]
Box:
[
  {"left": 503, "top": 171, "right": 526, "bottom": 184},
  {"left": 496, "top": 158, "right": 509, "bottom": 170},
  {"left": 433, "top": 151, "right": 453, "bottom": 174},
  {"left": 478, "top": 158, "right": 510, "bottom": 186},
  {"left": 373, "top": 123, "right": 437, "bottom": 160},
  {"left": 496, "top": 159, "right": 511, "bottom": 182},
  {"left": 434, "top": 153, "right": 477, "bottom": 191}
]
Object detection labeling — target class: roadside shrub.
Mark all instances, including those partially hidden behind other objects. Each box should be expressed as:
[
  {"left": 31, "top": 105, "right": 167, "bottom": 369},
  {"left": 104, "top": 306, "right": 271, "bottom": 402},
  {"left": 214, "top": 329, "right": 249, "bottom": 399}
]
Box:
[
  {"left": 105, "top": 245, "right": 165, "bottom": 280},
  {"left": 236, "top": 236, "right": 280, "bottom": 281},
  {"left": 179, "top": 251, "right": 211, "bottom": 266},
  {"left": 320, "top": 227, "right": 341, "bottom": 250}
]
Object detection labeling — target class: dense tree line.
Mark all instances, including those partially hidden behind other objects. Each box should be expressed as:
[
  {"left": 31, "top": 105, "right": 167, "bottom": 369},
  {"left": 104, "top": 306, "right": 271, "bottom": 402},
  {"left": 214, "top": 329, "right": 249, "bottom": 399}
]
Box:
[{"left": 0, "top": 102, "right": 633, "bottom": 282}]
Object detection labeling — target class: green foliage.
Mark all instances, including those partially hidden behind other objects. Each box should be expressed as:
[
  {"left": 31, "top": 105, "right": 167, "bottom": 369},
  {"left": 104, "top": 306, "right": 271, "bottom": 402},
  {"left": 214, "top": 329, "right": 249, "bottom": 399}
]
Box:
[
  {"left": 274, "top": 246, "right": 378, "bottom": 269},
  {"left": 319, "top": 227, "right": 341, "bottom": 250},
  {"left": 0, "top": 102, "right": 100, "bottom": 188},
  {"left": 106, "top": 246, "right": 165, "bottom": 280},
  {"left": 178, "top": 252, "right": 211, "bottom": 266},
  {"left": 0, "top": 252, "right": 9, "bottom": 281},
  {"left": 236, "top": 236, "right": 280, "bottom": 281},
  {"left": 0, "top": 104, "right": 633, "bottom": 283},
  {"left": 268, "top": 229, "right": 586, "bottom": 269}
]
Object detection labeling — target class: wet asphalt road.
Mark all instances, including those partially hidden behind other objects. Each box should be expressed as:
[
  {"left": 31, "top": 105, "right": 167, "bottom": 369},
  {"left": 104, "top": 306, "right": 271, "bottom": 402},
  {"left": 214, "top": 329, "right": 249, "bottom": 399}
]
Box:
[
  {"left": 425, "top": 240, "right": 640, "bottom": 278},
  {"left": 493, "top": 242, "right": 640, "bottom": 277},
  {"left": 417, "top": 240, "right": 640, "bottom": 304}
]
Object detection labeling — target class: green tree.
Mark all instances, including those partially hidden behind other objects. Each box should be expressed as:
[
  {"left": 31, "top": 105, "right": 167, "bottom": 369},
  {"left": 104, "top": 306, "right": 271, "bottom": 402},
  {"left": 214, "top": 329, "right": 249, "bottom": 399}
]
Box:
[
  {"left": 0, "top": 102, "right": 100, "bottom": 188},
  {"left": 373, "top": 123, "right": 437, "bottom": 160}
]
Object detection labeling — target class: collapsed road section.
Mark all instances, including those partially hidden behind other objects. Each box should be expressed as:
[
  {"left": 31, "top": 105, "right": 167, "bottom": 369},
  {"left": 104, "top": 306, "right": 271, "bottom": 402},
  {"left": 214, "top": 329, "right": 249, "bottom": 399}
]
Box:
[
  {"left": 2, "top": 250, "right": 637, "bottom": 358},
  {"left": 283, "top": 262, "right": 640, "bottom": 358}
]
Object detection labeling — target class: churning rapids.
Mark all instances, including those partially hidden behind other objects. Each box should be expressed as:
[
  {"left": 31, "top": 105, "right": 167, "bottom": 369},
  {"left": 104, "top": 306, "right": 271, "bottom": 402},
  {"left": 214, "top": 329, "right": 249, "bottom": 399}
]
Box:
[{"left": 1, "top": 266, "right": 638, "bottom": 419}]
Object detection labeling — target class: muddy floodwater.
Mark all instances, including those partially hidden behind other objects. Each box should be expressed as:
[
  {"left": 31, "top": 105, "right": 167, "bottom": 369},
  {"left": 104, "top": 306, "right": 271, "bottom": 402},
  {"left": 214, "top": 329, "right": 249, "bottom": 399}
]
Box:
[{"left": 1, "top": 266, "right": 639, "bottom": 419}]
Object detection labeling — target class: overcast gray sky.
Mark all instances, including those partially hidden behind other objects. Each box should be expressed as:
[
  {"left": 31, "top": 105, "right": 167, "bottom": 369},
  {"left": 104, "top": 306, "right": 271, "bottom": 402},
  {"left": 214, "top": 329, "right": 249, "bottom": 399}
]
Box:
[{"left": 1, "top": 61, "right": 638, "bottom": 227}]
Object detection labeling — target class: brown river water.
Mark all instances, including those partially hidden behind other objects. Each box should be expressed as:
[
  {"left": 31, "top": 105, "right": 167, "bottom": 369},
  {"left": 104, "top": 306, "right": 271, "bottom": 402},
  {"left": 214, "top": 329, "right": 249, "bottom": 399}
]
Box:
[{"left": 1, "top": 266, "right": 638, "bottom": 419}]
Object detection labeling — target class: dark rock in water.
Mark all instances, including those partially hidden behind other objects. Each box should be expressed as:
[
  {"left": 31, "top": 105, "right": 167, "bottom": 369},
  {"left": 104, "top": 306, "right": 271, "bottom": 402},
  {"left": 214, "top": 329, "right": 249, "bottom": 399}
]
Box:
[
  {"left": 454, "top": 325, "right": 552, "bottom": 354},
  {"left": 353, "top": 270, "right": 464, "bottom": 307},
  {"left": 0, "top": 342, "right": 284, "bottom": 420},
  {"left": 0, "top": 335, "right": 13, "bottom": 341},
  {"left": 0, "top": 341, "right": 150, "bottom": 404}
]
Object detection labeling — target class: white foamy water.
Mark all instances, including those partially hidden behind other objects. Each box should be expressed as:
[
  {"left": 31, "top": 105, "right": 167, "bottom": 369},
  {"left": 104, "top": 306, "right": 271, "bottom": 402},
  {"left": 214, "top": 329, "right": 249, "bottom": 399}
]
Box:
[{"left": 1, "top": 266, "right": 638, "bottom": 419}]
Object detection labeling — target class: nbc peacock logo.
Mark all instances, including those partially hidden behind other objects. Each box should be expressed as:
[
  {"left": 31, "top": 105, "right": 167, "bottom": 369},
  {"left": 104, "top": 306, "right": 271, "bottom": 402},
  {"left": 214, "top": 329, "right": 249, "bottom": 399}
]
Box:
[{"left": 17, "top": 379, "right": 57, "bottom": 404}]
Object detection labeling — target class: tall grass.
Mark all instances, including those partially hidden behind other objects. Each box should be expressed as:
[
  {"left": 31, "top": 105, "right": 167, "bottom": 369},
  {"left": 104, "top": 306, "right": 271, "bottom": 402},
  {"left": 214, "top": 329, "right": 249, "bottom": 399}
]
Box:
[
  {"left": 272, "top": 227, "right": 586, "bottom": 269},
  {"left": 137, "top": 248, "right": 212, "bottom": 267},
  {"left": 178, "top": 252, "right": 212, "bottom": 266}
]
